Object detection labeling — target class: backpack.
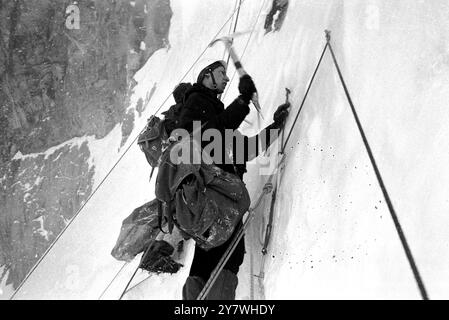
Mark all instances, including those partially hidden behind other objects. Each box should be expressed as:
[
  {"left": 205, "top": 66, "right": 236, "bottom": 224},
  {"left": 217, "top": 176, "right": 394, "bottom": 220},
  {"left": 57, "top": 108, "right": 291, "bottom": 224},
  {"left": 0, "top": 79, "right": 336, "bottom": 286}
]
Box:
[
  {"left": 137, "top": 83, "right": 192, "bottom": 168},
  {"left": 155, "top": 137, "right": 251, "bottom": 251},
  {"left": 137, "top": 116, "right": 168, "bottom": 168},
  {"left": 111, "top": 198, "right": 164, "bottom": 261}
]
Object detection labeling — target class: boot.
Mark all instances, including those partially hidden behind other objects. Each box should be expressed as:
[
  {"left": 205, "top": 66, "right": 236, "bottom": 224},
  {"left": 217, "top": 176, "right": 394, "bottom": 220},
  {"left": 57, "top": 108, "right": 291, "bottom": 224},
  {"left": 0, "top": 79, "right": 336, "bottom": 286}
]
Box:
[
  {"left": 182, "top": 276, "right": 205, "bottom": 300},
  {"left": 206, "top": 269, "right": 238, "bottom": 300},
  {"left": 182, "top": 269, "right": 238, "bottom": 300}
]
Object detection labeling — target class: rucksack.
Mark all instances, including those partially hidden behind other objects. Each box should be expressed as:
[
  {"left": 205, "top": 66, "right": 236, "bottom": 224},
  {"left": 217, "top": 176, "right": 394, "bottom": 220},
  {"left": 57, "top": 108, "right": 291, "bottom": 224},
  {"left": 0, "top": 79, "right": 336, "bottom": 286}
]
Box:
[
  {"left": 137, "top": 116, "right": 171, "bottom": 168},
  {"left": 111, "top": 198, "right": 187, "bottom": 274},
  {"left": 111, "top": 198, "right": 164, "bottom": 261},
  {"left": 137, "top": 83, "right": 192, "bottom": 168},
  {"left": 155, "top": 137, "right": 251, "bottom": 251}
]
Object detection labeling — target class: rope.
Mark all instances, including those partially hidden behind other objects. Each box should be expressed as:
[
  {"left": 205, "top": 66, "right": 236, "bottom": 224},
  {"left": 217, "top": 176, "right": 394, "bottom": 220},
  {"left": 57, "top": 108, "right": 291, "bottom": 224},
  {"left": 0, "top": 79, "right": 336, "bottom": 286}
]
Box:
[
  {"left": 118, "top": 242, "right": 155, "bottom": 300},
  {"left": 9, "top": 1, "right": 247, "bottom": 300},
  {"left": 222, "top": 0, "right": 267, "bottom": 102},
  {"left": 123, "top": 274, "right": 154, "bottom": 295},
  {"left": 224, "top": 0, "right": 242, "bottom": 68},
  {"left": 260, "top": 89, "right": 290, "bottom": 256},
  {"left": 103, "top": 2, "right": 250, "bottom": 300},
  {"left": 118, "top": 265, "right": 141, "bottom": 300},
  {"left": 98, "top": 261, "right": 127, "bottom": 300},
  {"left": 281, "top": 42, "right": 329, "bottom": 153},
  {"left": 325, "top": 31, "right": 429, "bottom": 300}
]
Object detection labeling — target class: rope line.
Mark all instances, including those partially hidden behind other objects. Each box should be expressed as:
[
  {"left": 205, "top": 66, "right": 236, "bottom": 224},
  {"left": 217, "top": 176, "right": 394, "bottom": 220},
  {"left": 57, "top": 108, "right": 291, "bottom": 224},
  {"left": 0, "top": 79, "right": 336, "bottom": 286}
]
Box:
[
  {"left": 198, "top": 29, "right": 429, "bottom": 301},
  {"left": 123, "top": 274, "right": 154, "bottom": 295},
  {"left": 224, "top": 0, "right": 242, "bottom": 68},
  {"left": 326, "top": 33, "right": 429, "bottom": 300},
  {"left": 281, "top": 43, "right": 328, "bottom": 153},
  {"left": 280, "top": 30, "right": 428, "bottom": 300},
  {"left": 222, "top": 0, "right": 267, "bottom": 102},
  {"left": 9, "top": 1, "right": 247, "bottom": 300},
  {"left": 98, "top": 261, "right": 128, "bottom": 300},
  {"left": 118, "top": 264, "right": 141, "bottom": 300},
  {"left": 102, "top": 2, "right": 249, "bottom": 300}
]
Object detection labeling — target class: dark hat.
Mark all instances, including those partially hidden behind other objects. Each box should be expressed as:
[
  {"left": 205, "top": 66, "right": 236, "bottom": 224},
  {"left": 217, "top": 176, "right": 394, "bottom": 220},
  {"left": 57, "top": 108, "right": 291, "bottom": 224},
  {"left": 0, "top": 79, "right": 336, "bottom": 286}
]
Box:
[{"left": 196, "top": 60, "right": 227, "bottom": 84}]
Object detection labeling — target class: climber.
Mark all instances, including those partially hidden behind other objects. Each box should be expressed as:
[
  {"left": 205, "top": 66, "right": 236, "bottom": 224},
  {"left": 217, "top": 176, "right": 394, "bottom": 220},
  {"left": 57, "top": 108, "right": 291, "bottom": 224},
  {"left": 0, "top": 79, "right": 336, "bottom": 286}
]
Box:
[
  {"left": 264, "top": 0, "right": 289, "bottom": 34},
  {"left": 177, "top": 60, "right": 289, "bottom": 300}
]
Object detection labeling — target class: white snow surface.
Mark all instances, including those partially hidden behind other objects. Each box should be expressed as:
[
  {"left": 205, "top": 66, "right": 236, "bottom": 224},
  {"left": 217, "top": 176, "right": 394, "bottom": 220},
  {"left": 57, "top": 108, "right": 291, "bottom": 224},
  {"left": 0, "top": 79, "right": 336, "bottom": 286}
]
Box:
[{"left": 5, "top": 0, "right": 449, "bottom": 299}]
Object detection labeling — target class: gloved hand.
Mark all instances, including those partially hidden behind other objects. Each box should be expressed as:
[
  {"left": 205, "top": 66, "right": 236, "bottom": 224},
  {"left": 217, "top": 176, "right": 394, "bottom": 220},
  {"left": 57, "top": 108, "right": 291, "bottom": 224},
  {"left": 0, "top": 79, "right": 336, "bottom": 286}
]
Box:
[
  {"left": 273, "top": 102, "right": 290, "bottom": 128},
  {"left": 238, "top": 74, "right": 257, "bottom": 104}
]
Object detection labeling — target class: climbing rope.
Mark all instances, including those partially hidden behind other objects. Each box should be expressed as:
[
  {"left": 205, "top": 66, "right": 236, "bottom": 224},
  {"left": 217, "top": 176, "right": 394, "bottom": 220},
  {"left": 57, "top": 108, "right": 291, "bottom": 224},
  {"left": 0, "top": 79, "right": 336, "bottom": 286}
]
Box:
[
  {"left": 9, "top": 1, "right": 248, "bottom": 300},
  {"left": 221, "top": 0, "right": 267, "bottom": 103},
  {"left": 199, "top": 29, "right": 429, "bottom": 301},
  {"left": 325, "top": 30, "right": 429, "bottom": 300},
  {"left": 95, "top": 3, "right": 250, "bottom": 301},
  {"left": 281, "top": 42, "right": 329, "bottom": 153},
  {"left": 118, "top": 243, "right": 155, "bottom": 300},
  {"left": 98, "top": 261, "right": 127, "bottom": 300},
  {"left": 257, "top": 88, "right": 291, "bottom": 284},
  {"left": 275, "top": 30, "right": 429, "bottom": 300},
  {"left": 123, "top": 273, "right": 154, "bottom": 296},
  {"left": 224, "top": 0, "right": 242, "bottom": 68}
]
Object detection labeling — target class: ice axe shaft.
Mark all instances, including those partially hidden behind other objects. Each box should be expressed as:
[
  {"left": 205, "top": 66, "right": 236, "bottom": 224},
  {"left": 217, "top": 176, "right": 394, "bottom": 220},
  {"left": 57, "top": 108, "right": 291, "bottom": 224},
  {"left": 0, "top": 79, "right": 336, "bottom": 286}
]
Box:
[
  {"left": 280, "top": 88, "right": 291, "bottom": 152},
  {"left": 285, "top": 88, "right": 291, "bottom": 103},
  {"left": 209, "top": 36, "right": 263, "bottom": 118}
]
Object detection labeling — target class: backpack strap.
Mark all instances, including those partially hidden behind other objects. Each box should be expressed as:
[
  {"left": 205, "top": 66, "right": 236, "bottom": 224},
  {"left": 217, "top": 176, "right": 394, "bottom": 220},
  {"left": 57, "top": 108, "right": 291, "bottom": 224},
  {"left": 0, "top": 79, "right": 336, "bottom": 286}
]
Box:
[
  {"left": 158, "top": 200, "right": 175, "bottom": 234},
  {"left": 166, "top": 201, "right": 174, "bottom": 234},
  {"left": 158, "top": 200, "right": 169, "bottom": 234}
]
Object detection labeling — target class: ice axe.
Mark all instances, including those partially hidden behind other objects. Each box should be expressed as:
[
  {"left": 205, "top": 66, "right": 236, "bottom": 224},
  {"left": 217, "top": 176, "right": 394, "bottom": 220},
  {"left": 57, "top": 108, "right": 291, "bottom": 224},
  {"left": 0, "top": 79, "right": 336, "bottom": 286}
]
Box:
[{"left": 209, "top": 36, "right": 263, "bottom": 119}]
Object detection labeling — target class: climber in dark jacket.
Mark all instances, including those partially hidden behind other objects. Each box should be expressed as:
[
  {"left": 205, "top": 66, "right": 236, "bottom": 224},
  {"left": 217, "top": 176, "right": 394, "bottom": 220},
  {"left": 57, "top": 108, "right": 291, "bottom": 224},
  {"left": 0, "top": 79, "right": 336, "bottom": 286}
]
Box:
[{"left": 178, "top": 60, "right": 289, "bottom": 300}]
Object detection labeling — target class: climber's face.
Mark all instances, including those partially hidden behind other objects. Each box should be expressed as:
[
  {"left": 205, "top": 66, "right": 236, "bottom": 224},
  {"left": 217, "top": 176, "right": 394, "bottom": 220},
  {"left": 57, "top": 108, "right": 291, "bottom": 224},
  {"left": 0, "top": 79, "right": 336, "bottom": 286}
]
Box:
[{"left": 204, "top": 66, "right": 229, "bottom": 93}]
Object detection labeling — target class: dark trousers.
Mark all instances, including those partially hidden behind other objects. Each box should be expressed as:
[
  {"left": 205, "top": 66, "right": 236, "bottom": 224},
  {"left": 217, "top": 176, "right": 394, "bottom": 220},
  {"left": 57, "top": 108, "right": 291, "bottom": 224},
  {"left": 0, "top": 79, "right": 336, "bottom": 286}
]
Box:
[{"left": 183, "top": 223, "right": 245, "bottom": 300}]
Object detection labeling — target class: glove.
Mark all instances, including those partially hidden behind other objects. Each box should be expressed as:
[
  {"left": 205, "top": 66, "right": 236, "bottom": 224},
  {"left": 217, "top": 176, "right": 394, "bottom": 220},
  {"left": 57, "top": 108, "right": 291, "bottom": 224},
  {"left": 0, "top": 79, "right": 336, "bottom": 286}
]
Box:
[
  {"left": 238, "top": 74, "right": 257, "bottom": 104},
  {"left": 273, "top": 102, "right": 290, "bottom": 128}
]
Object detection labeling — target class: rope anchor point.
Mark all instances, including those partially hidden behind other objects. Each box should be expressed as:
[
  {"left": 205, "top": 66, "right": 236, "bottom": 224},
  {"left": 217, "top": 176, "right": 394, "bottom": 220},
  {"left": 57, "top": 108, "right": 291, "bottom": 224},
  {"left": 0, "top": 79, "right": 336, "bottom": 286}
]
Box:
[{"left": 325, "top": 29, "right": 331, "bottom": 43}]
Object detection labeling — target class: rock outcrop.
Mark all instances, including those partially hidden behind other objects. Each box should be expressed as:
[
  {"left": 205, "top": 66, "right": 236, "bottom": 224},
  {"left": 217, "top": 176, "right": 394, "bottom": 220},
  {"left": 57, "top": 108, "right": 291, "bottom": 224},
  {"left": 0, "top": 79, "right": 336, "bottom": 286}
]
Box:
[{"left": 0, "top": 0, "right": 172, "bottom": 290}]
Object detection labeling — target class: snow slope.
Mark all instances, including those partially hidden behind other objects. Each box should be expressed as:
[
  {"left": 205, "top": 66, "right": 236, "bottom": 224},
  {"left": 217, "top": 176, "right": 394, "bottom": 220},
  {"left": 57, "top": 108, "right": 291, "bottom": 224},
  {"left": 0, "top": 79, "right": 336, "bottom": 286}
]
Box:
[{"left": 8, "top": 0, "right": 449, "bottom": 299}]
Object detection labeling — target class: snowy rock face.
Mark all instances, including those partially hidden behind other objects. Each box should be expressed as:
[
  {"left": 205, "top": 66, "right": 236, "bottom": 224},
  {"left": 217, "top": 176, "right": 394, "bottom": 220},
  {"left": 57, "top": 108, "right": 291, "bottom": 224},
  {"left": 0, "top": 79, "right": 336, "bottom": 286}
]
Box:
[
  {"left": 0, "top": 0, "right": 171, "bottom": 291},
  {"left": 0, "top": 141, "right": 94, "bottom": 290}
]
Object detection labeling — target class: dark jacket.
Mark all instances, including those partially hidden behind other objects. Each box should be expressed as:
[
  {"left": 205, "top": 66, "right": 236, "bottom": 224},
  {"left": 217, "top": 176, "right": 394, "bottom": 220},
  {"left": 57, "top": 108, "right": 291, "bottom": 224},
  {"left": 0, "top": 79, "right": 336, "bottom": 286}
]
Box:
[
  {"left": 178, "top": 84, "right": 250, "bottom": 176},
  {"left": 178, "top": 84, "right": 282, "bottom": 179}
]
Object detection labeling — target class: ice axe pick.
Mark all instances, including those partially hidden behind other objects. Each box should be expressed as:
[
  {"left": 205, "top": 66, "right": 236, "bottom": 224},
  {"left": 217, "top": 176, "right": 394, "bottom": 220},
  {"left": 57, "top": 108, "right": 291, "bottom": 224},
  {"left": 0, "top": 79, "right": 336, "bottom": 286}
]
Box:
[{"left": 209, "top": 36, "right": 263, "bottom": 119}]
